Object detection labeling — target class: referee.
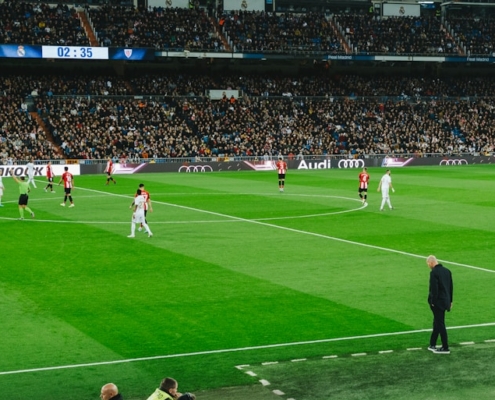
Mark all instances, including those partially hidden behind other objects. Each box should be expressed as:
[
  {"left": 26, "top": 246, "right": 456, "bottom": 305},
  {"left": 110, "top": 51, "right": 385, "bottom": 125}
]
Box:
[{"left": 12, "top": 175, "right": 35, "bottom": 220}]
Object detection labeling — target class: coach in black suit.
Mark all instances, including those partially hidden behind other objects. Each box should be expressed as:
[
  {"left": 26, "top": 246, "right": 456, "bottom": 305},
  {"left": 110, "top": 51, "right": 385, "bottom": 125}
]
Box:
[{"left": 427, "top": 255, "right": 454, "bottom": 354}]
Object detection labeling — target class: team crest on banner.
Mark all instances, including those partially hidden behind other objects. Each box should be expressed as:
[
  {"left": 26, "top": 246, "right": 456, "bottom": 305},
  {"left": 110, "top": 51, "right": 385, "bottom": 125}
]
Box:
[
  {"left": 124, "top": 49, "right": 133, "bottom": 58},
  {"left": 166, "top": 0, "right": 172, "bottom": 6},
  {"left": 241, "top": 0, "right": 248, "bottom": 9}
]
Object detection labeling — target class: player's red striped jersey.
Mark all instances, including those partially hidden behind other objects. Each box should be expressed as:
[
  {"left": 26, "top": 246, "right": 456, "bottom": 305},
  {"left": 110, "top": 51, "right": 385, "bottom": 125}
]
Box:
[
  {"left": 105, "top": 160, "right": 114, "bottom": 173},
  {"left": 46, "top": 165, "right": 54, "bottom": 178},
  {"left": 62, "top": 171, "right": 74, "bottom": 189},
  {"left": 276, "top": 160, "right": 287, "bottom": 174},
  {"left": 135, "top": 190, "right": 150, "bottom": 210},
  {"left": 359, "top": 172, "right": 370, "bottom": 189}
]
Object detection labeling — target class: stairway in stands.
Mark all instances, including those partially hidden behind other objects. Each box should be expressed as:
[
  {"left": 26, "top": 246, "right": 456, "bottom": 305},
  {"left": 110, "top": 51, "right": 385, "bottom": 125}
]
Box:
[
  {"left": 78, "top": 10, "right": 99, "bottom": 46},
  {"left": 30, "top": 112, "right": 64, "bottom": 157},
  {"left": 210, "top": 15, "right": 232, "bottom": 52}
]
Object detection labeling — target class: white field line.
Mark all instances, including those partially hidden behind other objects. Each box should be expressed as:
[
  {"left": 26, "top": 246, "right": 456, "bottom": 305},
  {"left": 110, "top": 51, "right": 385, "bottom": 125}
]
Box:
[
  {"left": 4, "top": 184, "right": 488, "bottom": 273},
  {"left": 1, "top": 322, "right": 494, "bottom": 376},
  {"left": 78, "top": 187, "right": 495, "bottom": 274},
  {"left": 1, "top": 186, "right": 494, "bottom": 376}
]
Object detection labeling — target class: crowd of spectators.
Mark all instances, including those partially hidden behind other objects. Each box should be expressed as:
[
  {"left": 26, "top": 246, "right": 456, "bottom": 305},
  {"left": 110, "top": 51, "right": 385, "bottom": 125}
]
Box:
[
  {"left": 37, "top": 95, "right": 495, "bottom": 160},
  {"left": 0, "top": 73, "right": 131, "bottom": 98},
  {"left": 221, "top": 11, "right": 343, "bottom": 53},
  {"left": 89, "top": 6, "right": 222, "bottom": 50},
  {"left": 0, "top": 96, "right": 61, "bottom": 163},
  {"left": 2, "top": 2, "right": 495, "bottom": 57},
  {"left": 334, "top": 15, "right": 459, "bottom": 55},
  {"left": 449, "top": 16, "right": 495, "bottom": 56},
  {"left": 2, "top": 73, "right": 495, "bottom": 164},
  {"left": 0, "top": 1, "right": 89, "bottom": 46}
]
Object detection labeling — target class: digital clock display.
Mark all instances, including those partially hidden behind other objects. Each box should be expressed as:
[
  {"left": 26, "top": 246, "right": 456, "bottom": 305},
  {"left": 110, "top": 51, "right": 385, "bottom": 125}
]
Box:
[{"left": 42, "top": 46, "right": 109, "bottom": 59}]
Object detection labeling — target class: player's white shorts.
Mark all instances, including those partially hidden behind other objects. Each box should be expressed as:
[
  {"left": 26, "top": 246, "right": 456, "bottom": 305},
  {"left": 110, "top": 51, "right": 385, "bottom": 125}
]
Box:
[
  {"left": 381, "top": 188, "right": 390, "bottom": 198},
  {"left": 132, "top": 211, "right": 146, "bottom": 224}
]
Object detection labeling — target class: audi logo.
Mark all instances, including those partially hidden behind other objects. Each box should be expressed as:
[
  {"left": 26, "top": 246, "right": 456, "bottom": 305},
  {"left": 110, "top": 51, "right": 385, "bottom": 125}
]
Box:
[
  {"left": 439, "top": 159, "right": 468, "bottom": 166},
  {"left": 178, "top": 165, "right": 214, "bottom": 173},
  {"left": 338, "top": 159, "right": 365, "bottom": 169}
]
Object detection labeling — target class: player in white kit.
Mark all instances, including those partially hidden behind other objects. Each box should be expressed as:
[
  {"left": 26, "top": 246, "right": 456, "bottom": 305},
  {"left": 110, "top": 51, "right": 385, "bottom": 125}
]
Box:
[
  {"left": 377, "top": 169, "right": 395, "bottom": 211},
  {"left": 128, "top": 189, "right": 153, "bottom": 238}
]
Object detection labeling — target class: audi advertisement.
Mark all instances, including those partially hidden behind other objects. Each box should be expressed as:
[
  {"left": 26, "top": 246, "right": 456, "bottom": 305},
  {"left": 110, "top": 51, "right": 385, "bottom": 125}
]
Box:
[{"left": 76, "top": 155, "right": 493, "bottom": 175}]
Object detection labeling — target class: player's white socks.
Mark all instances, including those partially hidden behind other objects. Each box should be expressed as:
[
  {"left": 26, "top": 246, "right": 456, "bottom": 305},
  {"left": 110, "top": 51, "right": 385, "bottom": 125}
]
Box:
[
  {"left": 380, "top": 198, "right": 393, "bottom": 210},
  {"left": 131, "top": 223, "right": 136, "bottom": 236},
  {"left": 142, "top": 222, "right": 152, "bottom": 236}
]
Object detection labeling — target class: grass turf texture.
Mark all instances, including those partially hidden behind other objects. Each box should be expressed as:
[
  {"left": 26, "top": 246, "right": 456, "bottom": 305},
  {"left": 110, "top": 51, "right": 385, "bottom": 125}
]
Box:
[{"left": 0, "top": 165, "right": 494, "bottom": 399}]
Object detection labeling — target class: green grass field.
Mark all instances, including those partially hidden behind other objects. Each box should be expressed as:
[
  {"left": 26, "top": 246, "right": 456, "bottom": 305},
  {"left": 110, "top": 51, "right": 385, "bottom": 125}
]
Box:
[{"left": 1, "top": 165, "right": 494, "bottom": 400}]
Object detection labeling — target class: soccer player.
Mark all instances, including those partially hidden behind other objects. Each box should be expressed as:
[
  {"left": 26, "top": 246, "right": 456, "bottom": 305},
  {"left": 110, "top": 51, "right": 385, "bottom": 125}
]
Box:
[
  {"left": 358, "top": 167, "right": 370, "bottom": 205},
  {"left": 44, "top": 161, "right": 56, "bottom": 193},
  {"left": 130, "top": 183, "right": 153, "bottom": 232},
  {"left": 377, "top": 169, "right": 394, "bottom": 211},
  {"left": 105, "top": 157, "right": 117, "bottom": 185},
  {"left": 26, "top": 157, "right": 37, "bottom": 188},
  {"left": 58, "top": 166, "right": 75, "bottom": 207},
  {"left": 276, "top": 156, "right": 287, "bottom": 192},
  {"left": 128, "top": 189, "right": 152, "bottom": 238},
  {"left": 0, "top": 175, "right": 4, "bottom": 207},
  {"left": 12, "top": 175, "right": 35, "bottom": 219}
]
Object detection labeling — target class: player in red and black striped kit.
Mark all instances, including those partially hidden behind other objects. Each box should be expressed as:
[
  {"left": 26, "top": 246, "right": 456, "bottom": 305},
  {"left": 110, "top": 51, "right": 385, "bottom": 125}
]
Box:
[
  {"left": 44, "top": 161, "right": 56, "bottom": 193},
  {"left": 105, "top": 157, "right": 117, "bottom": 185},
  {"left": 276, "top": 157, "right": 287, "bottom": 192},
  {"left": 358, "top": 167, "right": 370, "bottom": 205},
  {"left": 59, "top": 166, "right": 75, "bottom": 207}
]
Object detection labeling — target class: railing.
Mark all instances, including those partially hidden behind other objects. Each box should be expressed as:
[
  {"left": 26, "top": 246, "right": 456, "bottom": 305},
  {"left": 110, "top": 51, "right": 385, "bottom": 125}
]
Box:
[
  {"left": 24, "top": 94, "right": 495, "bottom": 102},
  {"left": 6, "top": 153, "right": 489, "bottom": 166}
]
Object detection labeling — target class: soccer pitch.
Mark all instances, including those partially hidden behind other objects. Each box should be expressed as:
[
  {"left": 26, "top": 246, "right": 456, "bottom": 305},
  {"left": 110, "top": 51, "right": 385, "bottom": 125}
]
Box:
[{"left": 1, "top": 165, "right": 494, "bottom": 400}]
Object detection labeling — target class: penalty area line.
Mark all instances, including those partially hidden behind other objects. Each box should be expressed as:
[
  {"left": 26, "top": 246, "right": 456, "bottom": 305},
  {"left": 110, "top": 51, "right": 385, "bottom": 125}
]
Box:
[{"left": 1, "top": 322, "right": 494, "bottom": 376}]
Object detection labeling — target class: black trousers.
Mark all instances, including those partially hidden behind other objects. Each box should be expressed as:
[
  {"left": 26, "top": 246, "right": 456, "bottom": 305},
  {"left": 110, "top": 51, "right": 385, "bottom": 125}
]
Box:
[{"left": 430, "top": 305, "right": 449, "bottom": 349}]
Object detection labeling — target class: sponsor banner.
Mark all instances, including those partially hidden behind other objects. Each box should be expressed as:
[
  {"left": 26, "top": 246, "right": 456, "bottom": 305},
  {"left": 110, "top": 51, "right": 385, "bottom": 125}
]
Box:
[
  {"left": 336, "top": 159, "right": 365, "bottom": 169},
  {"left": 381, "top": 157, "right": 415, "bottom": 167},
  {"left": 82, "top": 161, "right": 255, "bottom": 174},
  {"left": 445, "top": 56, "right": 495, "bottom": 63},
  {"left": 76, "top": 155, "right": 494, "bottom": 175},
  {"left": 0, "top": 164, "right": 80, "bottom": 177},
  {"left": 438, "top": 158, "right": 468, "bottom": 166}
]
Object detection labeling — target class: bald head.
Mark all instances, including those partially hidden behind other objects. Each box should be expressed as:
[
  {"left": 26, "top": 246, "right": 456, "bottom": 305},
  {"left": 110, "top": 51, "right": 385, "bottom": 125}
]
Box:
[
  {"left": 100, "top": 383, "right": 118, "bottom": 400},
  {"left": 426, "top": 255, "right": 438, "bottom": 269}
]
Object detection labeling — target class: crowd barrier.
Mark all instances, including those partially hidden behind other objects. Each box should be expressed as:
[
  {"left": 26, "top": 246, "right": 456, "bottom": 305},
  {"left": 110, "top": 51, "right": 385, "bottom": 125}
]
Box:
[{"left": 0, "top": 155, "right": 493, "bottom": 177}]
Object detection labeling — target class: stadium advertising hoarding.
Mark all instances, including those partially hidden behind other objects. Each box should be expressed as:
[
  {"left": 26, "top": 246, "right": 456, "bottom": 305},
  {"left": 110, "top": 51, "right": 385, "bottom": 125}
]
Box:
[
  {"left": 77, "top": 155, "right": 493, "bottom": 175},
  {"left": 2, "top": 44, "right": 495, "bottom": 63},
  {"left": 0, "top": 45, "right": 154, "bottom": 61},
  {"left": 0, "top": 164, "right": 81, "bottom": 177}
]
